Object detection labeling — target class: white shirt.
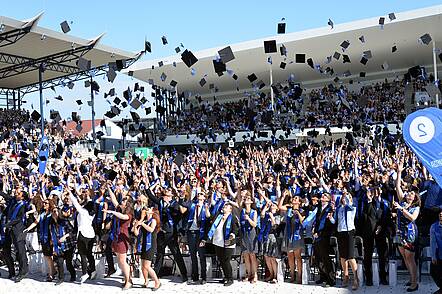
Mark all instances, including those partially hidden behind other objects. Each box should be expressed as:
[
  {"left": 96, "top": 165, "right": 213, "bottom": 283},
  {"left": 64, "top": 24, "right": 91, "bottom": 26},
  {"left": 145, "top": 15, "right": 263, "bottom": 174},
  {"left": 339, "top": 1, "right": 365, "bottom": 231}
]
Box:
[
  {"left": 212, "top": 216, "right": 235, "bottom": 249},
  {"left": 69, "top": 194, "right": 95, "bottom": 239}
]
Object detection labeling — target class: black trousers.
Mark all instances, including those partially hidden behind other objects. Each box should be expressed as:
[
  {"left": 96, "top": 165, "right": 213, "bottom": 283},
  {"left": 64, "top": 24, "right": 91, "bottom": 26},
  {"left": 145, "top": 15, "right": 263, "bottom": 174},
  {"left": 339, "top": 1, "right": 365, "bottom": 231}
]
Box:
[
  {"left": 314, "top": 237, "right": 335, "bottom": 285},
  {"left": 154, "top": 231, "right": 187, "bottom": 279},
  {"left": 55, "top": 248, "right": 76, "bottom": 281},
  {"left": 363, "top": 233, "right": 388, "bottom": 283},
  {"left": 105, "top": 236, "right": 115, "bottom": 273},
  {"left": 187, "top": 231, "right": 206, "bottom": 281},
  {"left": 2, "top": 235, "right": 15, "bottom": 276},
  {"left": 430, "top": 260, "right": 442, "bottom": 289},
  {"left": 214, "top": 245, "right": 233, "bottom": 281},
  {"left": 77, "top": 232, "right": 96, "bottom": 276},
  {"left": 3, "top": 234, "right": 28, "bottom": 276}
]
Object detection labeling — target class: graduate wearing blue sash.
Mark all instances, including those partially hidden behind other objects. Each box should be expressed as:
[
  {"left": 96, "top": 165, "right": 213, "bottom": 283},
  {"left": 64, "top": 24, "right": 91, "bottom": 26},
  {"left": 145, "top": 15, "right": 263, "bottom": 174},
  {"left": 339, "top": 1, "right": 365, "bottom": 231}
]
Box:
[
  {"left": 3, "top": 186, "right": 29, "bottom": 282},
  {"left": 207, "top": 203, "right": 239, "bottom": 287},
  {"left": 429, "top": 210, "right": 442, "bottom": 293},
  {"left": 239, "top": 193, "right": 258, "bottom": 283},
  {"left": 180, "top": 190, "right": 210, "bottom": 284},
  {"left": 134, "top": 207, "right": 161, "bottom": 290}
]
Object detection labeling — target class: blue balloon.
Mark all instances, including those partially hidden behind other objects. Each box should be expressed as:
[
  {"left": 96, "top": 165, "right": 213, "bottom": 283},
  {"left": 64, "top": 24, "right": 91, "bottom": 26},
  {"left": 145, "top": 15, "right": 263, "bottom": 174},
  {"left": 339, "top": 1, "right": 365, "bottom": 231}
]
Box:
[{"left": 403, "top": 107, "right": 442, "bottom": 188}]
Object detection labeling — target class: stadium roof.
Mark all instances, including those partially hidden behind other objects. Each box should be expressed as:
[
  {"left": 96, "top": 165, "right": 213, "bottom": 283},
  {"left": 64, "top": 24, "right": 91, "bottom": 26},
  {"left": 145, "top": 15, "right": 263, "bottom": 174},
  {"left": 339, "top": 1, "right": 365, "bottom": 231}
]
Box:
[
  {"left": 0, "top": 12, "right": 139, "bottom": 93},
  {"left": 127, "top": 5, "right": 442, "bottom": 99}
]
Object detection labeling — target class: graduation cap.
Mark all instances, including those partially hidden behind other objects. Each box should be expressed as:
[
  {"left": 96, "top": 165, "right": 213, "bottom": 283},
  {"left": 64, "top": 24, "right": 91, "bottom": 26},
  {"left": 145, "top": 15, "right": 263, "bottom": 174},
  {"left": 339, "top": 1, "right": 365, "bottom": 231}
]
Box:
[
  {"left": 107, "top": 68, "right": 117, "bottom": 82},
  {"left": 144, "top": 40, "right": 152, "bottom": 53},
  {"left": 161, "top": 36, "right": 168, "bottom": 45},
  {"left": 213, "top": 59, "right": 226, "bottom": 74},
  {"left": 363, "top": 50, "right": 372, "bottom": 59},
  {"left": 273, "top": 161, "right": 284, "bottom": 173},
  {"left": 359, "top": 35, "right": 365, "bottom": 43},
  {"left": 91, "top": 81, "right": 100, "bottom": 92},
  {"left": 232, "top": 74, "right": 238, "bottom": 80},
  {"left": 389, "top": 13, "right": 396, "bottom": 21},
  {"left": 392, "top": 45, "right": 397, "bottom": 53},
  {"left": 55, "top": 95, "right": 63, "bottom": 101},
  {"left": 130, "top": 98, "right": 142, "bottom": 110},
  {"left": 359, "top": 72, "right": 366, "bottom": 78},
  {"left": 181, "top": 49, "right": 198, "bottom": 68},
  {"left": 343, "top": 70, "right": 351, "bottom": 77},
  {"left": 158, "top": 61, "right": 164, "bottom": 67},
  {"left": 96, "top": 131, "right": 105, "bottom": 139},
  {"left": 360, "top": 56, "right": 368, "bottom": 65},
  {"left": 56, "top": 143, "right": 64, "bottom": 156},
  {"left": 247, "top": 73, "right": 258, "bottom": 83},
  {"left": 130, "top": 111, "right": 140, "bottom": 123},
  {"left": 381, "top": 61, "right": 389, "bottom": 70},
  {"left": 67, "top": 82, "right": 74, "bottom": 89},
  {"left": 105, "top": 88, "right": 115, "bottom": 98},
  {"left": 19, "top": 151, "right": 29, "bottom": 158},
  {"left": 218, "top": 46, "right": 235, "bottom": 63},
  {"left": 264, "top": 40, "right": 277, "bottom": 53},
  {"left": 123, "top": 88, "right": 132, "bottom": 100},
  {"left": 175, "top": 152, "right": 185, "bottom": 167},
  {"left": 77, "top": 57, "right": 91, "bottom": 71},
  {"left": 106, "top": 169, "right": 118, "bottom": 181},
  {"left": 121, "top": 101, "right": 128, "bottom": 108},
  {"left": 116, "top": 59, "right": 126, "bottom": 71},
  {"left": 175, "top": 47, "right": 181, "bottom": 53},
  {"left": 60, "top": 21, "right": 70, "bottom": 33},
  {"left": 140, "top": 96, "right": 147, "bottom": 104},
  {"left": 72, "top": 112, "right": 80, "bottom": 123},
  {"left": 343, "top": 54, "right": 351, "bottom": 63},
  {"left": 76, "top": 123, "right": 83, "bottom": 132},
  {"left": 17, "top": 158, "right": 30, "bottom": 170},
  {"left": 145, "top": 107, "right": 152, "bottom": 115},
  {"left": 277, "top": 22, "right": 286, "bottom": 34},
  {"left": 280, "top": 62, "right": 286, "bottom": 69},
  {"left": 111, "top": 106, "right": 121, "bottom": 115},
  {"left": 295, "top": 54, "right": 305, "bottom": 63},
  {"left": 379, "top": 17, "right": 385, "bottom": 25},
  {"left": 76, "top": 99, "right": 83, "bottom": 105},
  {"left": 333, "top": 52, "right": 341, "bottom": 60},
  {"left": 328, "top": 18, "right": 334, "bottom": 29},
  {"left": 280, "top": 44, "right": 287, "bottom": 56},
  {"left": 420, "top": 33, "right": 432, "bottom": 45},
  {"left": 199, "top": 78, "right": 207, "bottom": 87},
  {"left": 340, "top": 40, "right": 350, "bottom": 50},
  {"left": 113, "top": 97, "right": 121, "bottom": 105},
  {"left": 170, "top": 80, "right": 177, "bottom": 87},
  {"left": 104, "top": 111, "right": 116, "bottom": 119},
  {"left": 94, "top": 148, "right": 99, "bottom": 157},
  {"left": 100, "top": 120, "right": 106, "bottom": 127}
]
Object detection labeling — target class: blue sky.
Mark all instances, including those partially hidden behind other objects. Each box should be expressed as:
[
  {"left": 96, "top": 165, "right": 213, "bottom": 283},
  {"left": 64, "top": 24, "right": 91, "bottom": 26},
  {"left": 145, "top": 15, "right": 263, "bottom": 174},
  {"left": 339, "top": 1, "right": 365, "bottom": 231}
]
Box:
[{"left": 3, "top": 0, "right": 441, "bottom": 121}]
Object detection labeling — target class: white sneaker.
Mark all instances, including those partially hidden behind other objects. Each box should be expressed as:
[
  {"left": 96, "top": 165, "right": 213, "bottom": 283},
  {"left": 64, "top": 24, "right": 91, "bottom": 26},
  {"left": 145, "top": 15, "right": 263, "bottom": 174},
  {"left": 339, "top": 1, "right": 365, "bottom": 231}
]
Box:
[
  {"left": 80, "top": 274, "right": 89, "bottom": 284},
  {"left": 90, "top": 271, "right": 97, "bottom": 280}
]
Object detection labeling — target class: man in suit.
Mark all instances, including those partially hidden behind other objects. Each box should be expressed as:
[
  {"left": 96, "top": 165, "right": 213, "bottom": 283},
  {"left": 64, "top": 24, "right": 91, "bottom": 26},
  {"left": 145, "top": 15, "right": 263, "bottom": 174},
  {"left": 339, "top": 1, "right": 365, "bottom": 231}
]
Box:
[{"left": 4, "top": 185, "right": 29, "bottom": 282}]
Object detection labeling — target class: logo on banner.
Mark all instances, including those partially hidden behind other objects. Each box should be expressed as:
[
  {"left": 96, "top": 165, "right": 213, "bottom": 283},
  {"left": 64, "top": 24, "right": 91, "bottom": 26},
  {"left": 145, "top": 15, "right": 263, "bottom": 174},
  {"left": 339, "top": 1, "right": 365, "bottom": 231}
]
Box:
[{"left": 403, "top": 107, "right": 442, "bottom": 188}]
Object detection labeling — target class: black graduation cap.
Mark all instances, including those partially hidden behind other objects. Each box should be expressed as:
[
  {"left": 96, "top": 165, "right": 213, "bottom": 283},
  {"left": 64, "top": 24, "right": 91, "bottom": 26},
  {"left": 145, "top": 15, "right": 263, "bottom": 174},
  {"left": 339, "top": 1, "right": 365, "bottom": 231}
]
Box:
[
  {"left": 258, "top": 131, "right": 268, "bottom": 138},
  {"left": 181, "top": 49, "right": 198, "bottom": 68},
  {"left": 343, "top": 54, "right": 351, "bottom": 63},
  {"left": 76, "top": 123, "right": 83, "bottom": 132},
  {"left": 121, "top": 101, "right": 128, "bottom": 108},
  {"left": 170, "top": 80, "right": 177, "bottom": 87},
  {"left": 340, "top": 40, "right": 350, "bottom": 50},
  {"left": 76, "top": 99, "right": 83, "bottom": 105},
  {"left": 360, "top": 56, "right": 368, "bottom": 65},
  {"left": 123, "top": 88, "right": 132, "bottom": 100},
  {"left": 130, "top": 98, "right": 142, "bottom": 110},
  {"left": 91, "top": 81, "right": 99, "bottom": 92},
  {"left": 116, "top": 59, "right": 126, "bottom": 71},
  {"left": 333, "top": 51, "right": 341, "bottom": 60},
  {"left": 106, "top": 169, "right": 118, "bottom": 181},
  {"left": 94, "top": 148, "right": 99, "bottom": 157},
  {"left": 113, "top": 97, "right": 121, "bottom": 105},
  {"left": 175, "top": 152, "right": 185, "bottom": 167},
  {"left": 359, "top": 35, "right": 365, "bottom": 43},
  {"left": 96, "top": 131, "right": 105, "bottom": 139},
  {"left": 232, "top": 74, "right": 238, "bottom": 80},
  {"left": 158, "top": 61, "right": 164, "bottom": 67},
  {"left": 199, "top": 78, "right": 207, "bottom": 87},
  {"left": 280, "top": 62, "right": 286, "bottom": 69},
  {"left": 392, "top": 45, "right": 397, "bottom": 53},
  {"left": 213, "top": 59, "right": 226, "bottom": 74},
  {"left": 140, "top": 97, "right": 147, "bottom": 104},
  {"left": 19, "top": 151, "right": 29, "bottom": 158},
  {"left": 379, "top": 17, "right": 385, "bottom": 25},
  {"left": 72, "top": 112, "right": 80, "bottom": 123},
  {"left": 55, "top": 95, "right": 63, "bottom": 101},
  {"left": 389, "top": 13, "right": 396, "bottom": 21},
  {"left": 18, "top": 158, "right": 30, "bottom": 170},
  {"left": 100, "top": 120, "right": 106, "bottom": 127},
  {"left": 280, "top": 44, "right": 287, "bottom": 56},
  {"left": 295, "top": 54, "right": 305, "bottom": 63},
  {"left": 328, "top": 18, "right": 334, "bottom": 29},
  {"left": 264, "top": 40, "right": 277, "bottom": 53},
  {"left": 104, "top": 111, "right": 116, "bottom": 119},
  {"left": 174, "top": 46, "right": 181, "bottom": 53},
  {"left": 145, "top": 107, "right": 152, "bottom": 115},
  {"left": 161, "top": 36, "right": 168, "bottom": 45},
  {"left": 144, "top": 40, "right": 152, "bottom": 53},
  {"left": 273, "top": 161, "right": 284, "bottom": 173},
  {"left": 420, "top": 33, "right": 432, "bottom": 45},
  {"left": 56, "top": 143, "right": 64, "bottom": 156},
  {"left": 307, "top": 58, "right": 314, "bottom": 68},
  {"left": 247, "top": 73, "right": 258, "bottom": 83},
  {"left": 359, "top": 72, "right": 366, "bottom": 78},
  {"left": 156, "top": 105, "right": 166, "bottom": 115},
  {"left": 60, "top": 21, "right": 71, "bottom": 33},
  {"left": 134, "top": 82, "right": 140, "bottom": 92},
  {"left": 77, "top": 57, "right": 91, "bottom": 71},
  {"left": 218, "top": 46, "right": 235, "bottom": 63},
  {"left": 107, "top": 67, "right": 117, "bottom": 82},
  {"left": 277, "top": 22, "right": 286, "bottom": 34},
  {"left": 130, "top": 111, "right": 140, "bottom": 123}
]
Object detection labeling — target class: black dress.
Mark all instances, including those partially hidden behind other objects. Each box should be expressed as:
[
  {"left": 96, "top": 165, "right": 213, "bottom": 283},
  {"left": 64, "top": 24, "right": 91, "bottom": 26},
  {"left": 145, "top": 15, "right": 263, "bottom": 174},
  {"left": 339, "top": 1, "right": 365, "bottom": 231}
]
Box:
[{"left": 138, "top": 219, "right": 157, "bottom": 261}]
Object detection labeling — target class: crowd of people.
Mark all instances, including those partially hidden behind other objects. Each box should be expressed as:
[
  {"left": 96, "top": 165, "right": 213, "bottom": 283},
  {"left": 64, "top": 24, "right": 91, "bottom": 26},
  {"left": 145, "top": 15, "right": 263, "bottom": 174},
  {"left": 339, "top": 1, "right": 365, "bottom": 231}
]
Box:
[
  {"left": 0, "top": 125, "right": 441, "bottom": 293},
  {"left": 164, "top": 78, "right": 409, "bottom": 136}
]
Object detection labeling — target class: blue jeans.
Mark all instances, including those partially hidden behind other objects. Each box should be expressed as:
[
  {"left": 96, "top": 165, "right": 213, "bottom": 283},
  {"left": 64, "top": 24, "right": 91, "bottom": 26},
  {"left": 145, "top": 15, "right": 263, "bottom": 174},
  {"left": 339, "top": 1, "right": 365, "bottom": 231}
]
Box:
[{"left": 187, "top": 231, "right": 206, "bottom": 281}]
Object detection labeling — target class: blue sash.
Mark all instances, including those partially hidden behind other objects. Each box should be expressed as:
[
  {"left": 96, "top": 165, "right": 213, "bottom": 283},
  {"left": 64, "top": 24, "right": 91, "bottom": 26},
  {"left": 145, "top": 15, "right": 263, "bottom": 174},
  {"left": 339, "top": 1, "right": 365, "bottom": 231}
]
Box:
[
  {"left": 137, "top": 219, "right": 153, "bottom": 252},
  {"left": 94, "top": 200, "right": 105, "bottom": 224},
  {"left": 110, "top": 216, "right": 120, "bottom": 241},
  {"left": 159, "top": 199, "right": 174, "bottom": 227},
  {"left": 257, "top": 214, "right": 272, "bottom": 242},
  {"left": 286, "top": 208, "right": 302, "bottom": 242},
  {"left": 187, "top": 202, "right": 207, "bottom": 237},
  {"left": 208, "top": 214, "right": 232, "bottom": 241},
  {"left": 240, "top": 208, "right": 255, "bottom": 234},
  {"left": 39, "top": 212, "right": 51, "bottom": 244},
  {"left": 211, "top": 198, "right": 225, "bottom": 216},
  {"left": 51, "top": 223, "right": 66, "bottom": 255}
]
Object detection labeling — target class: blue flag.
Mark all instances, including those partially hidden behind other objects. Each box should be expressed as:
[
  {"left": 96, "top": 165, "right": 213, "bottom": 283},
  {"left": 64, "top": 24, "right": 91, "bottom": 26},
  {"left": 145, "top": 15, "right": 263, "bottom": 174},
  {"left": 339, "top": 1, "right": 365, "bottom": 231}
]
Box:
[
  {"left": 403, "top": 107, "right": 442, "bottom": 188},
  {"left": 38, "top": 136, "right": 49, "bottom": 174}
]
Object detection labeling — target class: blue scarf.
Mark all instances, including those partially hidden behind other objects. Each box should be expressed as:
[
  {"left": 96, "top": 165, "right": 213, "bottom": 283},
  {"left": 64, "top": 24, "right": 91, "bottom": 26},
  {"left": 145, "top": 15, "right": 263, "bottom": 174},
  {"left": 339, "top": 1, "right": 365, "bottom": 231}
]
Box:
[
  {"left": 211, "top": 198, "right": 225, "bottom": 216},
  {"left": 317, "top": 206, "right": 331, "bottom": 233},
  {"left": 159, "top": 199, "right": 174, "bottom": 227},
  {"left": 39, "top": 212, "right": 51, "bottom": 244},
  {"left": 286, "top": 208, "right": 302, "bottom": 242},
  {"left": 208, "top": 213, "right": 232, "bottom": 241},
  {"left": 51, "top": 223, "right": 66, "bottom": 255},
  {"left": 137, "top": 219, "right": 153, "bottom": 252},
  {"left": 110, "top": 216, "right": 120, "bottom": 241},
  {"left": 0, "top": 212, "right": 5, "bottom": 245},
  {"left": 8, "top": 200, "right": 25, "bottom": 222},
  {"left": 240, "top": 208, "right": 255, "bottom": 234},
  {"left": 187, "top": 201, "right": 207, "bottom": 238},
  {"left": 257, "top": 213, "right": 272, "bottom": 242}
]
